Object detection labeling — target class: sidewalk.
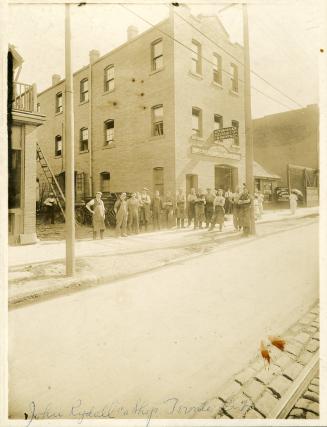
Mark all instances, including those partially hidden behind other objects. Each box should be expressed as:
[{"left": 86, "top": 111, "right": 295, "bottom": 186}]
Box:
[{"left": 8, "top": 206, "right": 318, "bottom": 306}]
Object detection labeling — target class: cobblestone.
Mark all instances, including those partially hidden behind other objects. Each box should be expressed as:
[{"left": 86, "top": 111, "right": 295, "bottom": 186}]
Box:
[
  {"left": 310, "top": 306, "right": 319, "bottom": 315},
  {"left": 244, "top": 408, "right": 264, "bottom": 419},
  {"left": 311, "top": 378, "right": 319, "bottom": 386},
  {"left": 299, "top": 314, "right": 317, "bottom": 325},
  {"left": 243, "top": 379, "right": 265, "bottom": 401},
  {"left": 254, "top": 364, "right": 280, "bottom": 385},
  {"left": 303, "top": 325, "right": 318, "bottom": 334},
  {"left": 289, "top": 408, "right": 304, "bottom": 418},
  {"left": 306, "top": 339, "right": 319, "bottom": 353},
  {"left": 274, "top": 353, "right": 292, "bottom": 370},
  {"left": 282, "top": 361, "right": 303, "bottom": 381},
  {"left": 293, "top": 332, "right": 311, "bottom": 345},
  {"left": 268, "top": 375, "right": 292, "bottom": 398},
  {"left": 285, "top": 341, "right": 303, "bottom": 357},
  {"left": 294, "top": 398, "right": 319, "bottom": 415},
  {"left": 303, "top": 391, "right": 319, "bottom": 403},
  {"left": 234, "top": 367, "right": 256, "bottom": 385},
  {"left": 298, "top": 350, "right": 313, "bottom": 365},
  {"left": 217, "top": 380, "right": 241, "bottom": 403},
  {"left": 308, "top": 384, "right": 319, "bottom": 394},
  {"left": 254, "top": 391, "right": 279, "bottom": 417},
  {"left": 312, "top": 331, "right": 319, "bottom": 341}
]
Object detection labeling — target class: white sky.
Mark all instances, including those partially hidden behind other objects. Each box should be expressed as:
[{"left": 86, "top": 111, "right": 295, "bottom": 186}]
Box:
[{"left": 8, "top": 0, "right": 323, "bottom": 118}]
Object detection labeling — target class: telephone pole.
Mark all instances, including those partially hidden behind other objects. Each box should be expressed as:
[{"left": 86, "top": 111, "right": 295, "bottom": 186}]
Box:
[
  {"left": 242, "top": 2, "right": 256, "bottom": 234},
  {"left": 65, "top": 3, "right": 75, "bottom": 275}
]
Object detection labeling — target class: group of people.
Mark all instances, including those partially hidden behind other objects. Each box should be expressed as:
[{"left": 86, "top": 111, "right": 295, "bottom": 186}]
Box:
[{"left": 86, "top": 185, "right": 264, "bottom": 239}]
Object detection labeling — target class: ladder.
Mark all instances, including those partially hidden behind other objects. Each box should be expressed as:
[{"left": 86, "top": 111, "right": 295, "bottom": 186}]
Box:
[{"left": 36, "top": 142, "right": 66, "bottom": 220}]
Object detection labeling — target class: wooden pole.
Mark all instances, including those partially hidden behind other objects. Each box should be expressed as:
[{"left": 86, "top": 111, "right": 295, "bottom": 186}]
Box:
[
  {"left": 65, "top": 3, "right": 75, "bottom": 276},
  {"left": 243, "top": 3, "right": 255, "bottom": 234}
]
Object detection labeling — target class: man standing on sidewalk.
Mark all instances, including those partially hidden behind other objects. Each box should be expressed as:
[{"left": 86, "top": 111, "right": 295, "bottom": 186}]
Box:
[
  {"left": 152, "top": 190, "right": 163, "bottom": 231},
  {"left": 139, "top": 188, "right": 151, "bottom": 232},
  {"left": 194, "top": 189, "right": 206, "bottom": 229},
  {"left": 209, "top": 189, "right": 225, "bottom": 232},
  {"left": 205, "top": 188, "right": 215, "bottom": 229},
  {"left": 43, "top": 192, "right": 57, "bottom": 224},
  {"left": 175, "top": 188, "right": 186, "bottom": 229},
  {"left": 238, "top": 186, "right": 252, "bottom": 236},
  {"left": 114, "top": 192, "right": 128, "bottom": 237},
  {"left": 127, "top": 192, "right": 140, "bottom": 234},
  {"left": 187, "top": 188, "right": 197, "bottom": 227}
]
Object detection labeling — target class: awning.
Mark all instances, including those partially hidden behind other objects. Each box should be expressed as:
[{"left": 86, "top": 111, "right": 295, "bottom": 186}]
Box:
[{"left": 253, "top": 161, "right": 281, "bottom": 180}]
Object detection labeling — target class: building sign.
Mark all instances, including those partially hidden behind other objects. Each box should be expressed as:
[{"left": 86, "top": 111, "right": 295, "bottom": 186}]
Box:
[
  {"left": 214, "top": 126, "right": 238, "bottom": 141},
  {"left": 306, "top": 186, "right": 319, "bottom": 207},
  {"left": 191, "top": 144, "right": 241, "bottom": 160}
]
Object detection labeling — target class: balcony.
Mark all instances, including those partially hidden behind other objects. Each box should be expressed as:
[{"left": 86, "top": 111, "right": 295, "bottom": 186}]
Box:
[{"left": 12, "top": 82, "right": 38, "bottom": 113}]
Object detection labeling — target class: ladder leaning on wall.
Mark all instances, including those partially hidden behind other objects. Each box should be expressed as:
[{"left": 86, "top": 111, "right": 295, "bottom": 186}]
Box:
[{"left": 36, "top": 142, "right": 66, "bottom": 220}]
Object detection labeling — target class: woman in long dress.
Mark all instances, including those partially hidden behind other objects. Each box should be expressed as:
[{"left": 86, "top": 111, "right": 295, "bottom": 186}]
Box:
[{"left": 86, "top": 191, "right": 106, "bottom": 240}]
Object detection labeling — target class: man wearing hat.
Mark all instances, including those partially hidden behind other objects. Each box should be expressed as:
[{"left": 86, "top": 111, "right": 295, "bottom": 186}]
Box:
[
  {"left": 114, "top": 192, "right": 128, "bottom": 237},
  {"left": 139, "top": 188, "right": 151, "bottom": 232},
  {"left": 86, "top": 191, "right": 106, "bottom": 239},
  {"left": 43, "top": 192, "right": 57, "bottom": 224},
  {"left": 204, "top": 188, "right": 215, "bottom": 228},
  {"left": 127, "top": 192, "right": 140, "bottom": 234}
]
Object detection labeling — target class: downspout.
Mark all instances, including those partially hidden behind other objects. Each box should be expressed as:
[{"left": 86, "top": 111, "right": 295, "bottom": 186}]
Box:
[{"left": 88, "top": 58, "right": 93, "bottom": 197}]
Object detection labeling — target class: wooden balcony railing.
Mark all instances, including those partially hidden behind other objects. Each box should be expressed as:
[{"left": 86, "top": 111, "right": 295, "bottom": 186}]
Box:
[{"left": 12, "top": 82, "right": 37, "bottom": 112}]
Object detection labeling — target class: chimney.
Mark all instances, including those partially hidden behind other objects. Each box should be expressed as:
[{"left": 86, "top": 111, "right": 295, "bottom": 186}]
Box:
[
  {"left": 89, "top": 49, "right": 100, "bottom": 64},
  {"left": 52, "top": 74, "right": 61, "bottom": 86},
  {"left": 127, "top": 25, "right": 138, "bottom": 41}
]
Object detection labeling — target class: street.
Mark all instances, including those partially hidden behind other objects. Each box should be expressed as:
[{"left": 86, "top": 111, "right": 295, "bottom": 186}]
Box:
[{"left": 9, "top": 218, "right": 318, "bottom": 420}]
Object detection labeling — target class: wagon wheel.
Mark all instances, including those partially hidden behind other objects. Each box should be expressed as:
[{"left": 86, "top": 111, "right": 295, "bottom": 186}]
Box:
[{"left": 107, "top": 209, "right": 116, "bottom": 228}]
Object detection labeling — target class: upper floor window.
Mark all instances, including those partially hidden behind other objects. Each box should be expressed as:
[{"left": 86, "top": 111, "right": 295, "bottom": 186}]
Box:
[
  {"left": 151, "top": 39, "right": 163, "bottom": 71},
  {"left": 104, "top": 65, "right": 115, "bottom": 92},
  {"left": 104, "top": 119, "right": 114, "bottom": 145},
  {"left": 80, "top": 78, "right": 89, "bottom": 102},
  {"left": 213, "top": 53, "right": 222, "bottom": 85},
  {"left": 153, "top": 167, "right": 164, "bottom": 195},
  {"left": 214, "top": 114, "right": 223, "bottom": 130},
  {"left": 55, "top": 135, "right": 62, "bottom": 157},
  {"left": 192, "top": 107, "right": 202, "bottom": 137},
  {"left": 55, "top": 92, "right": 63, "bottom": 113},
  {"left": 151, "top": 105, "right": 164, "bottom": 136},
  {"left": 231, "top": 120, "right": 239, "bottom": 145},
  {"left": 80, "top": 127, "right": 89, "bottom": 152},
  {"left": 230, "top": 63, "right": 239, "bottom": 93},
  {"left": 191, "top": 40, "right": 202, "bottom": 75}
]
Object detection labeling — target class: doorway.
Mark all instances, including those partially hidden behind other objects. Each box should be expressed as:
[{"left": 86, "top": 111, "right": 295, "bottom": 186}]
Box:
[{"left": 214, "top": 165, "right": 238, "bottom": 191}]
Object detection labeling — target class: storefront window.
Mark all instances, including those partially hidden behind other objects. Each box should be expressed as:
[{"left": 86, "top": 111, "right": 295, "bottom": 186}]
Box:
[{"left": 8, "top": 149, "right": 22, "bottom": 209}]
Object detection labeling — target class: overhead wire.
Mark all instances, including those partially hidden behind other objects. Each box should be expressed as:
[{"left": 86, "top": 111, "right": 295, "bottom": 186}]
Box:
[{"left": 120, "top": 3, "right": 301, "bottom": 112}]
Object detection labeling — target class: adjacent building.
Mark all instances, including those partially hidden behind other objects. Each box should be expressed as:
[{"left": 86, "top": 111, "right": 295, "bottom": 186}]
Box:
[
  {"left": 8, "top": 46, "right": 46, "bottom": 244},
  {"left": 37, "top": 5, "right": 246, "bottom": 200},
  {"left": 253, "top": 104, "right": 319, "bottom": 205}
]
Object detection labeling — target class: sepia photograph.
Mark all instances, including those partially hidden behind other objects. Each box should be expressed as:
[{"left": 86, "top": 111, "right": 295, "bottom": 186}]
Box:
[{"left": 1, "top": 0, "right": 326, "bottom": 425}]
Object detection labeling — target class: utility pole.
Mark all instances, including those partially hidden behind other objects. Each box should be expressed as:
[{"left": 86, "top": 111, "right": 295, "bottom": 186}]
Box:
[
  {"left": 242, "top": 2, "right": 256, "bottom": 235},
  {"left": 65, "top": 3, "right": 75, "bottom": 275}
]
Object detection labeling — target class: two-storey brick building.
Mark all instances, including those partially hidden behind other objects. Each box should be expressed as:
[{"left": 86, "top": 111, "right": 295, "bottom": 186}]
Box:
[{"left": 37, "top": 5, "right": 246, "bottom": 199}]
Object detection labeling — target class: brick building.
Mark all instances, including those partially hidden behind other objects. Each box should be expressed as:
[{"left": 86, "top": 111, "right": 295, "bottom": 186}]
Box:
[
  {"left": 253, "top": 104, "right": 319, "bottom": 204},
  {"left": 37, "top": 5, "right": 246, "bottom": 200},
  {"left": 8, "top": 46, "right": 45, "bottom": 244}
]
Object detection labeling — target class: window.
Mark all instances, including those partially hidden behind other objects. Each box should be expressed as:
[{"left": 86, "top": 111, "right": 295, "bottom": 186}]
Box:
[
  {"left": 104, "top": 65, "right": 115, "bottom": 92},
  {"left": 55, "top": 135, "right": 62, "bottom": 157},
  {"left": 104, "top": 120, "right": 114, "bottom": 145},
  {"left": 100, "top": 172, "right": 111, "bottom": 193},
  {"left": 153, "top": 167, "right": 164, "bottom": 195},
  {"left": 230, "top": 63, "right": 239, "bottom": 93},
  {"left": 151, "top": 39, "right": 163, "bottom": 71},
  {"left": 151, "top": 105, "right": 164, "bottom": 136},
  {"left": 213, "top": 53, "right": 222, "bottom": 85},
  {"left": 231, "top": 120, "right": 239, "bottom": 145},
  {"left": 191, "top": 40, "right": 202, "bottom": 74},
  {"left": 55, "top": 92, "right": 63, "bottom": 113},
  {"left": 214, "top": 114, "right": 223, "bottom": 130},
  {"left": 80, "top": 127, "right": 88, "bottom": 152},
  {"left": 80, "top": 78, "right": 89, "bottom": 102},
  {"left": 192, "top": 107, "right": 202, "bottom": 137}
]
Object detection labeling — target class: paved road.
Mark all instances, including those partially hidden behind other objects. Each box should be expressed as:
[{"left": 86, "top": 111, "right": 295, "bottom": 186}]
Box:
[{"left": 9, "top": 219, "right": 318, "bottom": 421}]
